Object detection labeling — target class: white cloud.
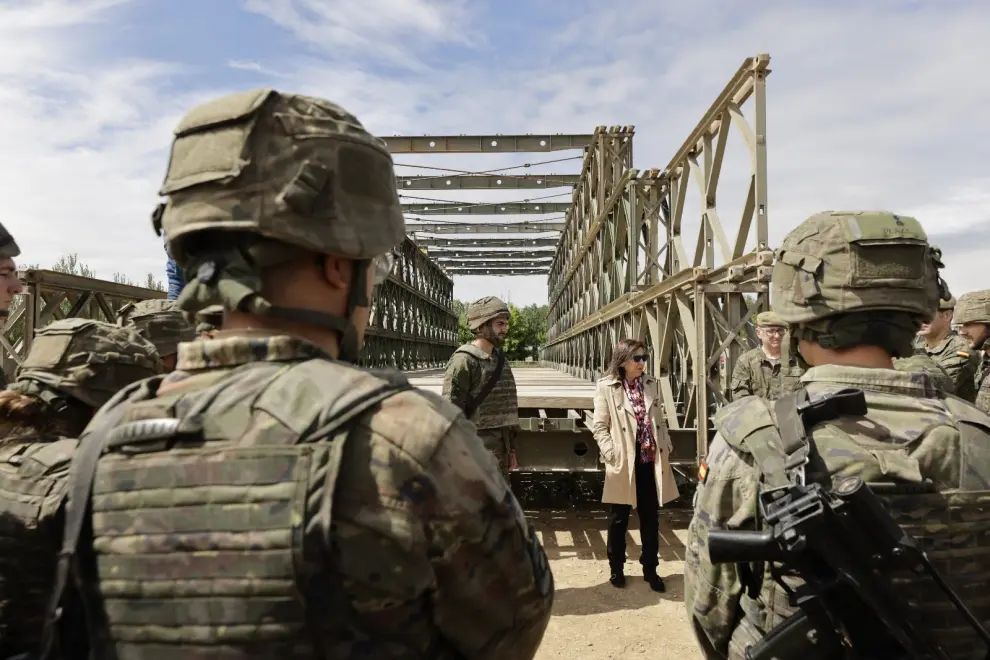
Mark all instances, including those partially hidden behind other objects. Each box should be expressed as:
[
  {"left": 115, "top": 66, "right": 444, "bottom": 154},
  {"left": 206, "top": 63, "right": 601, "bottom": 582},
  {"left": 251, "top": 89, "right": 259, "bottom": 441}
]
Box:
[
  {"left": 240, "top": 0, "right": 477, "bottom": 72},
  {"left": 2, "top": 0, "right": 989, "bottom": 310}
]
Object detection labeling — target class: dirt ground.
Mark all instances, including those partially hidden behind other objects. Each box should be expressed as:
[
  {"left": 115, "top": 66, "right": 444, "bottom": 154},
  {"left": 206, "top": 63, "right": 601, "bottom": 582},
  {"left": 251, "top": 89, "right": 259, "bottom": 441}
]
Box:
[{"left": 530, "top": 508, "right": 701, "bottom": 659}]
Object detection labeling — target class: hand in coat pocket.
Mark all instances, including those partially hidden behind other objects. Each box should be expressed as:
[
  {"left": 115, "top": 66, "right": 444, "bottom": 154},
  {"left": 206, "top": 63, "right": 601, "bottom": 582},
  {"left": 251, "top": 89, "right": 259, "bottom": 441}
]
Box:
[{"left": 599, "top": 439, "right": 619, "bottom": 467}]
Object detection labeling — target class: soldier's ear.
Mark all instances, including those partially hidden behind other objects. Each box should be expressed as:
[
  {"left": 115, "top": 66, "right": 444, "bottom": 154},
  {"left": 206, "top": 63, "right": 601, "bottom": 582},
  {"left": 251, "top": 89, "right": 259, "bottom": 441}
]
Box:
[{"left": 319, "top": 255, "right": 352, "bottom": 291}]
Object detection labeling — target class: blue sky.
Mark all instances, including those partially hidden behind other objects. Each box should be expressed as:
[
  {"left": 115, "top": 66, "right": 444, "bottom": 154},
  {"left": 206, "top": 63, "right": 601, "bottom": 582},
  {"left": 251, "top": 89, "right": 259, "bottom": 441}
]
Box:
[{"left": 2, "top": 0, "right": 989, "bottom": 307}]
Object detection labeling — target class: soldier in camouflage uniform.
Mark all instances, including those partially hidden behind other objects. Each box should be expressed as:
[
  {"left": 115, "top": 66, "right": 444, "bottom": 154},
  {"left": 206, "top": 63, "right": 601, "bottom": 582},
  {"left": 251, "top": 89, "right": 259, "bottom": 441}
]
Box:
[
  {"left": 684, "top": 210, "right": 990, "bottom": 659},
  {"left": 0, "top": 221, "right": 24, "bottom": 389},
  {"left": 0, "top": 319, "right": 160, "bottom": 659},
  {"left": 956, "top": 289, "right": 990, "bottom": 413},
  {"left": 729, "top": 311, "right": 801, "bottom": 401},
  {"left": 442, "top": 296, "right": 520, "bottom": 478},
  {"left": 194, "top": 303, "right": 222, "bottom": 337},
  {"left": 911, "top": 293, "right": 979, "bottom": 401},
  {"left": 45, "top": 89, "right": 553, "bottom": 660},
  {"left": 116, "top": 298, "right": 196, "bottom": 371}
]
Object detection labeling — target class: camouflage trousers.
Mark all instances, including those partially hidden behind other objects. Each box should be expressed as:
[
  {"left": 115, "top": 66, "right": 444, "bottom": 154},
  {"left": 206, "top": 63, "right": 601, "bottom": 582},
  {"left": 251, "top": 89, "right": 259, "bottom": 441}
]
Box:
[{"left": 478, "top": 426, "right": 514, "bottom": 481}]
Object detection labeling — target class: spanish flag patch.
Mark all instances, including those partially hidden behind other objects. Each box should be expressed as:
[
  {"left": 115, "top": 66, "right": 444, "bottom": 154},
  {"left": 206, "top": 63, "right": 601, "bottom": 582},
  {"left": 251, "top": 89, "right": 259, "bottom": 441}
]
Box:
[
  {"left": 958, "top": 351, "right": 970, "bottom": 358},
  {"left": 698, "top": 460, "right": 709, "bottom": 483}
]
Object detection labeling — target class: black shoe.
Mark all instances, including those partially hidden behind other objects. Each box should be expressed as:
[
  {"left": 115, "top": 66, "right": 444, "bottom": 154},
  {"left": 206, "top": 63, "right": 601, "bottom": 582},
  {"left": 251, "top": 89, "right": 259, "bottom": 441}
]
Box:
[
  {"left": 609, "top": 569, "right": 626, "bottom": 588},
  {"left": 644, "top": 571, "right": 666, "bottom": 593}
]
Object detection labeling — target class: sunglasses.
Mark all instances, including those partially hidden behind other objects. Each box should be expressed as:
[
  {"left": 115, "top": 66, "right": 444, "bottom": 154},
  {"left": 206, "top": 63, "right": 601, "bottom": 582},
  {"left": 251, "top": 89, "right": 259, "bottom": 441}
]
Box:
[
  {"left": 761, "top": 328, "right": 786, "bottom": 337},
  {"left": 372, "top": 249, "right": 397, "bottom": 286},
  {"left": 632, "top": 354, "right": 649, "bottom": 363}
]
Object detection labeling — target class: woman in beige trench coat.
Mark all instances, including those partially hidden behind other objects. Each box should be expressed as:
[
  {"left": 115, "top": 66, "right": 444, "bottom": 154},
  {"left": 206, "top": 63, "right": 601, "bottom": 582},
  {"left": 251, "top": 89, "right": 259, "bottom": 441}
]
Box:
[{"left": 592, "top": 337, "right": 680, "bottom": 591}]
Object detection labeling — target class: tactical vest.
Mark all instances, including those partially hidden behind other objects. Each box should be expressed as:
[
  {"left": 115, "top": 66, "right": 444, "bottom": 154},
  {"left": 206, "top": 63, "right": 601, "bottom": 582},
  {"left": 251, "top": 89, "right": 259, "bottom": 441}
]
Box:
[
  {"left": 56, "top": 360, "right": 411, "bottom": 659},
  {"left": 717, "top": 392, "right": 990, "bottom": 659},
  {"left": 454, "top": 345, "right": 519, "bottom": 430},
  {"left": 0, "top": 437, "right": 76, "bottom": 658}
]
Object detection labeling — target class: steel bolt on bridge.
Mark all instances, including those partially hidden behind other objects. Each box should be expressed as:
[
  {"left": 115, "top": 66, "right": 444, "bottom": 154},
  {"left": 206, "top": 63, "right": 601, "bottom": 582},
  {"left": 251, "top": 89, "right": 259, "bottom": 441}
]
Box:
[{"left": 3, "top": 53, "right": 774, "bottom": 506}]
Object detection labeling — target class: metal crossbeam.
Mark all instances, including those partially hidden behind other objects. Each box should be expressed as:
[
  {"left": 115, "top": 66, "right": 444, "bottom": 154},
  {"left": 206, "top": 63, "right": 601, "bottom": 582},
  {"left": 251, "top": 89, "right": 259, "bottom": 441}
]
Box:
[
  {"left": 436, "top": 258, "right": 553, "bottom": 269},
  {"left": 396, "top": 174, "right": 579, "bottom": 190},
  {"left": 425, "top": 249, "right": 556, "bottom": 260},
  {"left": 415, "top": 237, "right": 560, "bottom": 249},
  {"left": 406, "top": 222, "right": 565, "bottom": 234},
  {"left": 363, "top": 237, "right": 458, "bottom": 369},
  {"left": 444, "top": 267, "right": 550, "bottom": 276},
  {"left": 383, "top": 134, "right": 594, "bottom": 153},
  {"left": 541, "top": 53, "right": 773, "bottom": 467},
  {"left": 402, "top": 202, "right": 571, "bottom": 215}
]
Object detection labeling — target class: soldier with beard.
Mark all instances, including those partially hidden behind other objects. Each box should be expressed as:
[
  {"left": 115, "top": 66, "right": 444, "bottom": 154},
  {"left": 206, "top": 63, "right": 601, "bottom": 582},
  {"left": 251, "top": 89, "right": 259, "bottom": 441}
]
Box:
[
  {"left": 0, "top": 221, "right": 24, "bottom": 389},
  {"left": 911, "top": 293, "right": 979, "bottom": 402},
  {"left": 955, "top": 289, "right": 990, "bottom": 413},
  {"left": 443, "top": 296, "right": 520, "bottom": 478}
]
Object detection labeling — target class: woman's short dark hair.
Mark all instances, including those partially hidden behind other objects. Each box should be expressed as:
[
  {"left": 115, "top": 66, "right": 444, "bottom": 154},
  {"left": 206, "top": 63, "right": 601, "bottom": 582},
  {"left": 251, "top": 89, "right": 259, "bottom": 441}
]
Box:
[{"left": 606, "top": 338, "right": 647, "bottom": 380}]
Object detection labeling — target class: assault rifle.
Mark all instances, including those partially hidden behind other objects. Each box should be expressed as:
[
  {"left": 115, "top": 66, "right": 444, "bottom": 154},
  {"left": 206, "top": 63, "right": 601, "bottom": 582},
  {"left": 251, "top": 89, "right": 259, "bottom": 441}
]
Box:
[{"left": 708, "top": 476, "right": 990, "bottom": 659}]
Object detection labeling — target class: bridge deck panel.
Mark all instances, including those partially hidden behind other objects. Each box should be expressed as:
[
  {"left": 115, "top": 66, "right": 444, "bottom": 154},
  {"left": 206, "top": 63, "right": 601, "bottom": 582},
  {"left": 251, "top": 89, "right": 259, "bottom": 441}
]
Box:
[{"left": 405, "top": 366, "right": 596, "bottom": 410}]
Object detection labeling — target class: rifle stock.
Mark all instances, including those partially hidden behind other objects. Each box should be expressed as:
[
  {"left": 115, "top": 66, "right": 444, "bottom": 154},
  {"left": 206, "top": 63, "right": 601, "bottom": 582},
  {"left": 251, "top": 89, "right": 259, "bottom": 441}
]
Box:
[{"left": 708, "top": 477, "right": 990, "bottom": 659}]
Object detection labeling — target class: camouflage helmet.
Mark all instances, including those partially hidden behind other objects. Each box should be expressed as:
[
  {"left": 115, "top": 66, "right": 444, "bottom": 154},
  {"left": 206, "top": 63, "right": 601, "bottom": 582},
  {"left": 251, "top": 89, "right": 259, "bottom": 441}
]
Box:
[
  {"left": 13, "top": 318, "right": 161, "bottom": 409},
  {"left": 116, "top": 299, "right": 195, "bottom": 357},
  {"left": 467, "top": 296, "right": 510, "bottom": 331},
  {"left": 158, "top": 89, "right": 403, "bottom": 264},
  {"left": 155, "top": 89, "right": 404, "bottom": 364},
  {"left": 954, "top": 290, "right": 990, "bottom": 325},
  {"left": 195, "top": 304, "right": 223, "bottom": 335},
  {"left": 772, "top": 211, "right": 943, "bottom": 325},
  {"left": 0, "top": 221, "right": 19, "bottom": 259},
  {"left": 755, "top": 311, "right": 786, "bottom": 327}
]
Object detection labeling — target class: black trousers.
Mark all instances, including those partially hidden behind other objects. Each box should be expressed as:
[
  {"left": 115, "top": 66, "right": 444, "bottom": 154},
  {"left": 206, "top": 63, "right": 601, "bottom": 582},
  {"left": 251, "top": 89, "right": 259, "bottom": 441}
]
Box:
[{"left": 606, "top": 458, "right": 660, "bottom": 571}]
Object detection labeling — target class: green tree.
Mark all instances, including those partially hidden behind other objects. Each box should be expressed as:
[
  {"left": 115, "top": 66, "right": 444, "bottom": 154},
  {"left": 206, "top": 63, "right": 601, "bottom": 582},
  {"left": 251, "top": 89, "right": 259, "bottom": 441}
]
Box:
[{"left": 451, "top": 299, "right": 472, "bottom": 345}]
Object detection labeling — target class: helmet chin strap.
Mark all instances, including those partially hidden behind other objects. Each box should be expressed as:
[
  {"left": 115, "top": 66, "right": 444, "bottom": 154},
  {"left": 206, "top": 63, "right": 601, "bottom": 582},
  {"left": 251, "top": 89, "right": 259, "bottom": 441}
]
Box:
[{"left": 267, "top": 259, "right": 370, "bottom": 363}]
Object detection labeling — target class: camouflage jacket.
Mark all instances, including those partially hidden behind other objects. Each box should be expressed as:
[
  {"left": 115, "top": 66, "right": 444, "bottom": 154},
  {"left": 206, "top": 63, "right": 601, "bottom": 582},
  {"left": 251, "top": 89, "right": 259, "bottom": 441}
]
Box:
[
  {"left": 685, "top": 365, "right": 990, "bottom": 658},
  {"left": 442, "top": 343, "right": 519, "bottom": 437},
  {"left": 0, "top": 433, "right": 76, "bottom": 658},
  {"left": 729, "top": 347, "right": 797, "bottom": 401},
  {"left": 914, "top": 332, "right": 979, "bottom": 402},
  {"left": 977, "top": 353, "right": 990, "bottom": 414},
  {"left": 893, "top": 353, "right": 955, "bottom": 394},
  {"left": 67, "top": 332, "right": 553, "bottom": 659}
]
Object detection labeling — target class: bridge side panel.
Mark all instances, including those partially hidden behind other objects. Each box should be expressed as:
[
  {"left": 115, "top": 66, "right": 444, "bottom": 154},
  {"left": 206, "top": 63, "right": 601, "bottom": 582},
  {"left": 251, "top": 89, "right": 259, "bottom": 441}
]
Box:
[{"left": 542, "top": 54, "right": 774, "bottom": 471}]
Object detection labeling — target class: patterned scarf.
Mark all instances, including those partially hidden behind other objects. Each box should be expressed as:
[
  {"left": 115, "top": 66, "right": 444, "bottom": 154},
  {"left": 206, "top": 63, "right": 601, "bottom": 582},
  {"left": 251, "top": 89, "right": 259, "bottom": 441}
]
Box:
[{"left": 622, "top": 376, "right": 657, "bottom": 464}]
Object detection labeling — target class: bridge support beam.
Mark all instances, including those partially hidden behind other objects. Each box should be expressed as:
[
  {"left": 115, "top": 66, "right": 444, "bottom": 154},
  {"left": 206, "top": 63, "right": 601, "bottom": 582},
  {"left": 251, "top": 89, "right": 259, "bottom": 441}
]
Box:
[
  {"left": 542, "top": 54, "right": 773, "bottom": 466},
  {"left": 363, "top": 237, "right": 459, "bottom": 369}
]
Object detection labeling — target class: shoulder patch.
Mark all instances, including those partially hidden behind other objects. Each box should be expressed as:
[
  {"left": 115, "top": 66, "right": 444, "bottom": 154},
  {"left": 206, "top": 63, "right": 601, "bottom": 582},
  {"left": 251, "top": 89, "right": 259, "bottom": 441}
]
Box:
[
  {"left": 958, "top": 351, "right": 970, "bottom": 358},
  {"left": 712, "top": 395, "right": 776, "bottom": 451},
  {"left": 697, "top": 459, "right": 709, "bottom": 483}
]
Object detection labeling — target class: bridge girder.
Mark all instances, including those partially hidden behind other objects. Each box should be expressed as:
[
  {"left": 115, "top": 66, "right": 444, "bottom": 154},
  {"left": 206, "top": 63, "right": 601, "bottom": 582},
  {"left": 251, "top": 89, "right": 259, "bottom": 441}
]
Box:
[
  {"left": 406, "top": 222, "right": 564, "bottom": 235},
  {"left": 396, "top": 174, "right": 579, "bottom": 190},
  {"left": 414, "top": 237, "right": 560, "bottom": 249},
  {"left": 383, "top": 134, "right": 596, "bottom": 153},
  {"left": 402, "top": 202, "right": 571, "bottom": 215},
  {"left": 541, "top": 53, "right": 774, "bottom": 467}
]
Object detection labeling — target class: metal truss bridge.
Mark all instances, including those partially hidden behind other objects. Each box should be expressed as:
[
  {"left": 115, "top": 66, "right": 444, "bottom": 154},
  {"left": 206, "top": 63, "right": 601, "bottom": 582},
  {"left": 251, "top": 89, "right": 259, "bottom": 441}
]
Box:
[{"left": 3, "top": 53, "right": 772, "bottom": 477}]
